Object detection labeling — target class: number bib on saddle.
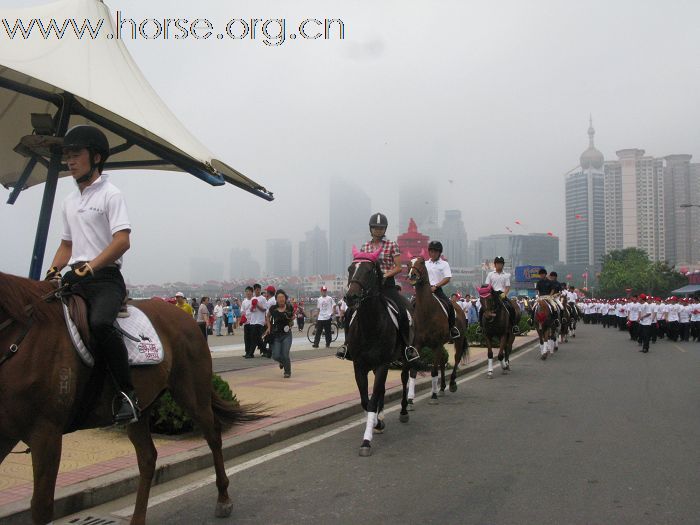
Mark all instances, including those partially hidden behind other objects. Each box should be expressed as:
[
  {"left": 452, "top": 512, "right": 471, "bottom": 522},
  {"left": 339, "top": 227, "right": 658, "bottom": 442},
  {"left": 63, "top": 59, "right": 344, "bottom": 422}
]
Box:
[{"left": 116, "top": 306, "right": 164, "bottom": 366}]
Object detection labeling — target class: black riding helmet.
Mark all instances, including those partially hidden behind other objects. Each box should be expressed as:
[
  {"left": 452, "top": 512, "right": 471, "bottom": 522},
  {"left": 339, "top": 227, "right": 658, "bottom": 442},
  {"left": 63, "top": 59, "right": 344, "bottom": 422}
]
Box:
[
  {"left": 369, "top": 213, "right": 388, "bottom": 233},
  {"left": 63, "top": 125, "right": 110, "bottom": 182},
  {"left": 428, "top": 240, "right": 443, "bottom": 253},
  {"left": 494, "top": 256, "right": 505, "bottom": 264}
]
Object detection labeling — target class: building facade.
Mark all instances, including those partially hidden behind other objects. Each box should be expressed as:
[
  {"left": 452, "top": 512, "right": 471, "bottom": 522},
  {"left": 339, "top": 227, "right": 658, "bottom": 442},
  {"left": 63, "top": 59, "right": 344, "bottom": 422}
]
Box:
[
  {"left": 440, "top": 209, "right": 468, "bottom": 267},
  {"left": 399, "top": 182, "right": 438, "bottom": 235},
  {"left": 265, "top": 238, "right": 292, "bottom": 277},
  {"left": 329, "top": 179, "right": 372, "bottom": 274},
  {"left": 299, "top": 226, "right": 330, "bottom": 277}
]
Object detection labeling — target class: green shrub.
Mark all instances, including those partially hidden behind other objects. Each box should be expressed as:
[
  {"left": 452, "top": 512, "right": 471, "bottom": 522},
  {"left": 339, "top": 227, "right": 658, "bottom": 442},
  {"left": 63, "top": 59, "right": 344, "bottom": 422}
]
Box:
[
  {"left": 150, "top": 374, "right": 239, "bottom": 435},
  {"left": 517, "top": 314, "right": 531, "bottom": 336}
]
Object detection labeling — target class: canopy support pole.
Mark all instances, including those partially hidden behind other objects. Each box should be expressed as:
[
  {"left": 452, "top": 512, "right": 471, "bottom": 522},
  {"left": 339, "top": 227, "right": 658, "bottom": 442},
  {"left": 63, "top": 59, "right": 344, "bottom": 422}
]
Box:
[
  {"left": 28, "top": 94, "right": 73, "bottom": 280},
  {"left": 6, "top": 156, "right": 38, "bottom": 205}
]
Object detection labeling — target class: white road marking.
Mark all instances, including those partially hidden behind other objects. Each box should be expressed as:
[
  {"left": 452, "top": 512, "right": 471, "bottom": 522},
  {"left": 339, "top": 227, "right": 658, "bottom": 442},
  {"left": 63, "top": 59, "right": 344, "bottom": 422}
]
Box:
[
  {"left": 673, "top": 344, "right": 687, "bottom": 353},
  {"left": 113, "top": 343, "right": 536, "bottom": 518}
]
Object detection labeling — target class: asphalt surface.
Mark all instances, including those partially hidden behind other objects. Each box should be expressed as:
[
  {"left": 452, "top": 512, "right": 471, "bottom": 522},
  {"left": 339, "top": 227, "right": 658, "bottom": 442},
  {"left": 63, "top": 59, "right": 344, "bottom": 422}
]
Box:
[{"left": 63, "top": 324, "right": 700, "bottom": 525}]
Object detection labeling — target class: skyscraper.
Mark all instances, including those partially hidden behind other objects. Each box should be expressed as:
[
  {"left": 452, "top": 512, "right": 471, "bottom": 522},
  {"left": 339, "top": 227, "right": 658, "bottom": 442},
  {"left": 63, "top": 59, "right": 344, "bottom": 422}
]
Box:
[
  {"left": 477, "top": 233, "right": 559, "bottom": 269},
  {"left": 229, "top": 248, "right": 260, "bottom": 280},
  {"left": 603, "top": 149, "right": 665, "bottom": 261},
  {"left": 329, "top": 179, "right": 372, "bottom": 274},
  {"left": 662, "top": 155, "right": 700, "bottom": 266},
  {"left": 440, "top": 209, "right": 468, "bottom": 267},
  {"left": 399, "top": 182, "right": 438, "bottom": 235},
  {"left": 565, "top": 118, "right": 605, "bottom": 268},
  {"left": 299, "top": 226, "right": 329, "bottom": 277},
  {"left": 265, "top": 239, "right": 292, "bottom": 277}
]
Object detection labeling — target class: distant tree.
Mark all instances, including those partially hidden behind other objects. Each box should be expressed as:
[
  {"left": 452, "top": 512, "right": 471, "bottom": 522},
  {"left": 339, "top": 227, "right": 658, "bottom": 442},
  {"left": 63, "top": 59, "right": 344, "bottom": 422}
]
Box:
[{"left": 597, "top": 248, "right": 686, "bottom": 297}]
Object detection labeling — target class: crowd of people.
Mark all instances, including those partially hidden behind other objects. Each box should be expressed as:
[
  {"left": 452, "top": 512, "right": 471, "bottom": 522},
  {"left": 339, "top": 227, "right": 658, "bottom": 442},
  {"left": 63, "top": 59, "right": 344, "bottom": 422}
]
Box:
[{"left": 580, "top": 295, "right": 700, "bottom": 352}]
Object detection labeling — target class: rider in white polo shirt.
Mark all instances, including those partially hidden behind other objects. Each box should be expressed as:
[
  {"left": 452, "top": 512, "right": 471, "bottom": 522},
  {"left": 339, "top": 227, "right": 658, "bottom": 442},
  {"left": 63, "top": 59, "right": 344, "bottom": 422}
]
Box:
[
  {"left": 426, "top": 241, "right": 460, "bottom": 339},
  {"left": 483, "top": 256, "right": 516, "bottom": 324},
  {"left": 46, "top": 125, "right": 139, "bottom": 424}
]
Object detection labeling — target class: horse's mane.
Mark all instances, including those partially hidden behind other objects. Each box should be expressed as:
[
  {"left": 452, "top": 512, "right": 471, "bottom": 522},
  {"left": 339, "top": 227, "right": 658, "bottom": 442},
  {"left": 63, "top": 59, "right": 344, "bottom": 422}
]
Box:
[{"left": 0, "top": 272, "right": 61, "bottom": 324}]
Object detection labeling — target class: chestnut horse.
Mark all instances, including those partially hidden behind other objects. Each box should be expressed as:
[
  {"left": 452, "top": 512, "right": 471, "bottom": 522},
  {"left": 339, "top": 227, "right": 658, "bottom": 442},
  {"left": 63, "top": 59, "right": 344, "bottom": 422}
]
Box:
[
  {"left": 478, "top": 287, "right": 522, "bottom": 378},
  {"left": 532, "top": 298, "right": 556, "bottom": 359},
  {"left": 406, "top": 256, "right": 468, "bottom": 404},
  {"left": 0, "top": 272, "right": 263, "bottom": 525},
  {"left": 345, "top": 249, "right": 411, "bottom": 457}
]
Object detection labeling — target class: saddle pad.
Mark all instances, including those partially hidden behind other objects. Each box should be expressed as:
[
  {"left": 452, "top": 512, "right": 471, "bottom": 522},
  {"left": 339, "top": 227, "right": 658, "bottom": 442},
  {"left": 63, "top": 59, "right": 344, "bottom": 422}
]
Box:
[{"left": 116, "top": 306, "right": 164, "bottom": 366}]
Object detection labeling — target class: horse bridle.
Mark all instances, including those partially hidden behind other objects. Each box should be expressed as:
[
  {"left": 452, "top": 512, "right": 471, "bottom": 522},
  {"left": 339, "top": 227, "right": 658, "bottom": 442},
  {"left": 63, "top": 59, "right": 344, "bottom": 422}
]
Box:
[
  {"left": 346, "top": 260, "right": 382, "bottom": 304},
  {"left": 0, "top": 284, "right": 67, "bottom": 367}
]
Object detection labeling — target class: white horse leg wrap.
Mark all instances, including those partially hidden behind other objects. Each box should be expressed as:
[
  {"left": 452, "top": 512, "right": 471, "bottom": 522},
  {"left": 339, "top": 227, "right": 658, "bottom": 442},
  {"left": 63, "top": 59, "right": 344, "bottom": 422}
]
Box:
[
  {"left": 408, "top": 377, "right": 416, "bottom": 399},
  {"left": 488, "top": 358, "right": 493, "bottom": 372},
  {"left": 431, "top": 376, "right": 438, "bottom": 394},
  {"left": 540, "top": 343, "right": 545, "bottom": 355},
  {"left": 363, "top": 412, "right": 377, "bottom": 442}
]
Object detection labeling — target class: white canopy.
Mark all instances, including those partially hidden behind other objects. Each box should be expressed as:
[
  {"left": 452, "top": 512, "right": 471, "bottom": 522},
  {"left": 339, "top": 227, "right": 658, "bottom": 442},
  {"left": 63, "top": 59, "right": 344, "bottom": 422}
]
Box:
[{"left": 0, "top": 0, "right": 272, "bottom": 200}]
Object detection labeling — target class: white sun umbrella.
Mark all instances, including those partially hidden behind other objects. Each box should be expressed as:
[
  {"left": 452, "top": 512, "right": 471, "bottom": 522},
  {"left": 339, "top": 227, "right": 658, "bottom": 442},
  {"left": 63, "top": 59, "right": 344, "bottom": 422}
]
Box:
[{"left": 0, "top": 0, "right": 273, "bottom": 279}]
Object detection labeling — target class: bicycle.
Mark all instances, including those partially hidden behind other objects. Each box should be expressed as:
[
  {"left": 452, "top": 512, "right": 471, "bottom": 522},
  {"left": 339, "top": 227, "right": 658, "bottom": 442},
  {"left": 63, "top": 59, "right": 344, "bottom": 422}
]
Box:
[{"left": 306, "top": 320, "right": 340, "bottom": 344}]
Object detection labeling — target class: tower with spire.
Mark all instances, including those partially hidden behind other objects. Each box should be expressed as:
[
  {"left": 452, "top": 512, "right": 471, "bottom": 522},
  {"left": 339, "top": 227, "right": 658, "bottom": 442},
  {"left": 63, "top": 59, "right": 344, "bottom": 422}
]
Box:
[{"left": 564, "top": 117, "right": 606, "bottom": 278}]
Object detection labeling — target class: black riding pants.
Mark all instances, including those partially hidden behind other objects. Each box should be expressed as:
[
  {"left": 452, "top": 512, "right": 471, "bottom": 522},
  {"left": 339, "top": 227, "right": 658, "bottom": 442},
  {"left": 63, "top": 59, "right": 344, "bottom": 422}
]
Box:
[
  {"left": 433, "top": 287, "right": 456, "bottom": 329},
  {"left": 313, "top": 319, "right": 333, "bottom": 347},
  {"left": 73, "top": 267, "right": 133, "bottom": 392},
  {"left": 381, "top": 277, "right": 411, "bottom": 345}
]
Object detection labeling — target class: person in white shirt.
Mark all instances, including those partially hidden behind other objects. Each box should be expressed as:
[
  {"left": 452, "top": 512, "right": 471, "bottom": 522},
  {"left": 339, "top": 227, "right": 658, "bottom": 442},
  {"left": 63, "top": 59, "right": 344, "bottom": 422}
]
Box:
[
  {"left": 637, "top": 294, "right": 654, "bottom": 352},
  {"left": 313, "top": 286, "right": 335, "bottom": 348},
  {"left": 665, "top": 297, "right": 681, "bottom": 341},
  {"left": 46, "top": 125, "right": 138, "bottom": 424},
  {"left": 426, "top": 241, "right": 460, "bottom": 339},
  {"left": 689, "top": 297, "right": 700, "bottom": 342},
  {"left": 483, "top": 256, "right": 516, "bottom": 325},
  {"left": 249, "top": 284, "right": 269, "bottom": 356},
  {"left": 678, "top": 298, "right": 691, "bottom": 341},
  {"left": 626, "top": 296, "right": 641, "bottom": 343},
  {"left": 213, "top": 300, "right": 224, "bottom": 336}
]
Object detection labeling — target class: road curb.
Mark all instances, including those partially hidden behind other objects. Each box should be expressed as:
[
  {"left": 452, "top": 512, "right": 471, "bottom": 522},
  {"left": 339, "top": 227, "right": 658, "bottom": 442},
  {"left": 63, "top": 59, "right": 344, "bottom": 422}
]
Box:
[{"left": 0, "top": 338, "right": 537, "bottom": 524}]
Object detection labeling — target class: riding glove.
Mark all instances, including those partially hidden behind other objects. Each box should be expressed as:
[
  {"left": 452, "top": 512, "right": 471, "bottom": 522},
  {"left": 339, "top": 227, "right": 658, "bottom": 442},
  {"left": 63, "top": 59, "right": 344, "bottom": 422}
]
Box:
[
  {"left": 62, "top": 263, "right": 93, "bottom": 287},
  {"left": 45, "top": 266, "right": 61, "bottom": 281}
]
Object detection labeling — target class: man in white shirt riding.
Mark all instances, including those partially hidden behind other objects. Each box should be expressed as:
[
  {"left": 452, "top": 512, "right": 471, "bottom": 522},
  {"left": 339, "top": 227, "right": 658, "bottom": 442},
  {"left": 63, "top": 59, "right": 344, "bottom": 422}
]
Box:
[
  {"left": 483, "top": 256, "right": 516, "bottom": 324},
  {"left": 426, "top": 241, "right": 460, "bottom": 339},
  {"left": 46, "top": 125, "right": 138, "bottom": 424}
]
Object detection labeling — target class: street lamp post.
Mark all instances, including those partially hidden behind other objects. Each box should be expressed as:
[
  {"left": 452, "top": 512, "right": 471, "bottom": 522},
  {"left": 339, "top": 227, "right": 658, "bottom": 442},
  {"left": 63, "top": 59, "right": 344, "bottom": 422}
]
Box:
[{"left": 679, "top": 203, "right": 700, "bottom": 208}]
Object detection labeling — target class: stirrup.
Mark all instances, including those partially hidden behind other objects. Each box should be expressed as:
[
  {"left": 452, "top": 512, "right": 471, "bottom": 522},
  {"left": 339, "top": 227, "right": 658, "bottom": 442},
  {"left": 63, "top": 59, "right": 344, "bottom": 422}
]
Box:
[
  {"left": 112, "top": 390, "right": 140, "bottom": 424},
  {"left": 450, "top": 326, "right": 460, "bottom": 339},
  {"left": 404, "top": 346, "right": 420, "bottom": 362},
  {"left": 336, "top": 344, "right": 348, "bottom": 360}
]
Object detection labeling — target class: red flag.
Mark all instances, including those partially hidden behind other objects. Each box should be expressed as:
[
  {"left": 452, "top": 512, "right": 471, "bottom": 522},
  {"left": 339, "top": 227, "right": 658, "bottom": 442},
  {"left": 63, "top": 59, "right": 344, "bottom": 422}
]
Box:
[
  {"left": 547, "top": 231, "right": 554, "bottom": 237},
  {"left": 514, "top": 220, "right": 521, "bottom": 225}
]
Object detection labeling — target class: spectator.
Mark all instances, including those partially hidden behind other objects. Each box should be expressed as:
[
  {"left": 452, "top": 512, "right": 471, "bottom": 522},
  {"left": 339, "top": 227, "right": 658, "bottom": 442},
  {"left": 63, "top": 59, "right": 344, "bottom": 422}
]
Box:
[
  {"left": 232, "top": 298, "right": 241, "bottom": 329},
  {"left": 262, "top": 285, "right": 276, "bottom": 355},
  {"left": 225, "top": 300, "right": 235, "bottom": 335},
  {"left": 174, "top": 292, "right": 194, "bottom": 317},
  {"left": 466, "top": 297, "right": 479, "bottom": 325},
  {"left": 213, "top": 300, "right": 224, "bottom": 336},
  {"left": 241, "top": 287, "right": 255, "bottom": 358},
  {"left": 197, "top": 297, "right": 209, "bottom": 341},
  {"left": 313, "top": 286, "right": 334, "bottom": 348},
  {"left": 296, "top": 301, "right": 306, "bottom": 331},
  {"left": 251, "top": 284, "right": 269, "bottom": 357},
  {"left": 264, "top": 289, "right": 295, "bottom": 378}
]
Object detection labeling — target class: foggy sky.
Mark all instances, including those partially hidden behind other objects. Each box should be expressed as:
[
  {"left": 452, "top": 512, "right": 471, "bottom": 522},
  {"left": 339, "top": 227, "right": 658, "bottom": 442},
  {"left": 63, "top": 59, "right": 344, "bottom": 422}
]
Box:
[{"left": 2, "top": 0, "right": 699, "bottom": 284}]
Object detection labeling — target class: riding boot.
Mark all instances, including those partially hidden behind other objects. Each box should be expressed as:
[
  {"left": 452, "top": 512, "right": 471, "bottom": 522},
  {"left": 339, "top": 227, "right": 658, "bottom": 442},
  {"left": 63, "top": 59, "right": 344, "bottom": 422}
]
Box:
[
  {"left": 398, "top": 308, "right": 419, "bottom": 361},
  {"left": 447, "top": 304, "right": 459, "bottom": 339},
  {"left": 99, "top": 327, "right": 140, "bottom": 424}
]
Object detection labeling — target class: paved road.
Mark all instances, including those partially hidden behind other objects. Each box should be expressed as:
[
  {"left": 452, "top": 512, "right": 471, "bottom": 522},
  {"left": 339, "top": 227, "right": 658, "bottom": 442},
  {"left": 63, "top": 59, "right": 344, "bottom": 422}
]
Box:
[{"left": 63, "top": 324, "right": 700, "bottom": 524}]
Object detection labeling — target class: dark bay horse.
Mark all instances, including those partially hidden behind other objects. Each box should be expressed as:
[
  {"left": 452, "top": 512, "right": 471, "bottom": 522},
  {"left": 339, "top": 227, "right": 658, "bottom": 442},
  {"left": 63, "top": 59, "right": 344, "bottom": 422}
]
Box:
[
  {"left": 345, "top": 249, "right": 411, "bottom": 457},
  {"left": 0, "top": 272, "right": 263, "bottom": 525},
  {"left": 478, "top": 286, "right": 521, "bottom": 378},
  {"left": 532, "top": 298, "right": 556, "bottom": 359},
  {"left": 406, "top": 256, "right": 468, "bottom": 404}
]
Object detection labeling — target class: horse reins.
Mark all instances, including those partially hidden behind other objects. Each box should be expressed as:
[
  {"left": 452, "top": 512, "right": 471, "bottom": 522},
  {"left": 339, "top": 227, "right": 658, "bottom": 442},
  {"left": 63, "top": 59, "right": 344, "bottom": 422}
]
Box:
[{"left": 0, "top": 284, "right": 67, "bottom": 367}]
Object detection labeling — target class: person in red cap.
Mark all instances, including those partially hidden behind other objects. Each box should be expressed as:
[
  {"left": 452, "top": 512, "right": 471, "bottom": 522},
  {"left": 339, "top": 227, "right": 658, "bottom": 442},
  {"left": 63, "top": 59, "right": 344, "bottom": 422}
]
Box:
[
  {"left": 313, "top": 286, "right": 335, "bottom": 348},
  {"left": 637, "top": 294, "right": 654, "bottom": 352},
  {"left": 665, "top": 296, "right": 680, "bottom": 341},
  {"left": 690, "top": 296, "right": 700, "bottom": 342}
]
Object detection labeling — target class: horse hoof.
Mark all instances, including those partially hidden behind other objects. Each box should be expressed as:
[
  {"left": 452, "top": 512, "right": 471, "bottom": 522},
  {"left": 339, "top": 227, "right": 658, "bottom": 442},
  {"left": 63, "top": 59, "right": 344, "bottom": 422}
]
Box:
[
  {"left": 359, "top": 440, "right": 372, "bottom": 457},
  {"left": 438, "top": 389, "right": 445, "bottom": 397},
  {"left": 449, "top": 383, "right": 457, "bottom": 393},
  {"left": 407, "top": 400, "right": 415, "bottom": 411},
  {"left": 215, "top": 501, "right": 233, "bottom": 518},
  {"left": 399, "top": 413, "right": 409, "bottom": 423},
  {"left": 373, "top": 420, "right": 386, "bottom": 434},
  {"left": 429, "top": 393, "right": 439, "bottom": 405}
]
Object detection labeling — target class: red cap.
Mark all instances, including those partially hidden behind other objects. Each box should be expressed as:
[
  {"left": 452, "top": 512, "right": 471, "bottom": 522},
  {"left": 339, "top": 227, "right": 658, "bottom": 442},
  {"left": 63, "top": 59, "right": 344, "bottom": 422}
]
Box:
[
  {"left": 265, "top": 285, "right": 275, "bottom": 293},
  {"left": 321, "top": 286, "right": 328, "bottom": 291},
  {"left": 639, "top": 294, "right": 647, "bottom": 300}
]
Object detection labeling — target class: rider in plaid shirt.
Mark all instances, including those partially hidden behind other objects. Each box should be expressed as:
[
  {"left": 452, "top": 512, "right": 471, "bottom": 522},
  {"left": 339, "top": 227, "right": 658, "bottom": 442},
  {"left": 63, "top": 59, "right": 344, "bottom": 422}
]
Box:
[{"left": 337, "top": 213, "right": 419, "bottom": 361}]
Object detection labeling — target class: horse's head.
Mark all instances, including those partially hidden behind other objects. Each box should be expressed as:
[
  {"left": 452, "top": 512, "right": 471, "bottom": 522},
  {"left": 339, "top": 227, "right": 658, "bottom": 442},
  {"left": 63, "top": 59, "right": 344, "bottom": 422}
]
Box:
[
  {"left": 406, "top": 256, "right": 427, "bottom": 286},
  {"left": 345, "top": 247, "right": 383, "bottom": 308}
]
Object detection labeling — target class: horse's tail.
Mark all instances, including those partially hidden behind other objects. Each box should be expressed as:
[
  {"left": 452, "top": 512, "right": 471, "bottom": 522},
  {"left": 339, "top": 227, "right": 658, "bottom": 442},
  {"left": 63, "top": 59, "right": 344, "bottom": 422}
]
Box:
[{"left": 211, "top": 392, "right": 268, "bottom": 430}]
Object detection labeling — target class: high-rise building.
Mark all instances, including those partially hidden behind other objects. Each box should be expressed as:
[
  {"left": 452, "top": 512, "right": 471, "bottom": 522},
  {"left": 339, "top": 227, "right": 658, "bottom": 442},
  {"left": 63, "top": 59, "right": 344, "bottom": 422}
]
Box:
[
  {"left": 329, "top": 179, "right": 372, "bottom": 274},
  {"left": 603, "top": 149, "right": 665, "bottom": 261},
  {"left": 565, "top": 118, "right": 605, "bottom": 268},
  {"left": 299, "top": 226, "right": 329, "bottom": 277},
  {"left": 229, "top": 248, "right": 260, "bottom": 280},
  {"left": 662, "top": 155, "right": 700, "bottom": 266},
  {"left": 265, "top": 239, "right": 292, "bottom": 277},
  {"left": 396, "top": 218, "right": 430, "bottom": 290},
  {"left": 399, "top": 182, "right": 438, "bottom": 235},
  {"left": 440, "top": 209, "right": 468, "bottom": 267}
]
